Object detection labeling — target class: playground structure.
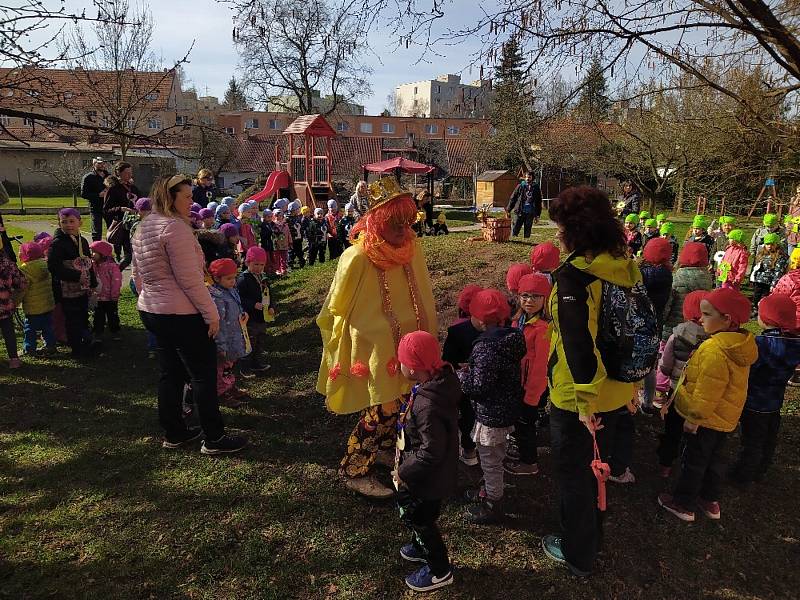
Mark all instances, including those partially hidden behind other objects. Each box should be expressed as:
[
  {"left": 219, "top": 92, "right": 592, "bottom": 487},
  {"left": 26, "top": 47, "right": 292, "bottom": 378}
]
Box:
[
  {"left": 246, "top": 114, "right": 336, "bottom": 209},
  {"left": 362, "top": 156, "right": 436, "bottom": 197}
]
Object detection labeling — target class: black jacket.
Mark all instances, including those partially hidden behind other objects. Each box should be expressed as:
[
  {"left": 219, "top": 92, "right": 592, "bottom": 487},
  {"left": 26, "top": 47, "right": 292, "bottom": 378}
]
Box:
[
  {"left": 442, "top": 319, "right": 480, "bottom": 366},
  {"left": 640, "top": 262, "right": 673, "bottom": 329},
  {"left": 47, "top": 228, "right": 97, "bottom": 299},
  {"left": 103, "top": 182, "right": 141, "bottom": 222},
  {"left": 0, "top": 214, "right": 16, "bottom": 263},
  {"left": 80, "top": 170, "right": 108, "bottom": 205},
  {"left": 507, "top": 182, "right": 542, "bottom": 217},
  {"left": 192, "top": 184, "right": 218, "bottom": 208},
  {"left": 236, "top": 270, "right": 274, "bottom": 324},
  {"left": 398, "top": 367, "right": 460, "bottom": 500}
]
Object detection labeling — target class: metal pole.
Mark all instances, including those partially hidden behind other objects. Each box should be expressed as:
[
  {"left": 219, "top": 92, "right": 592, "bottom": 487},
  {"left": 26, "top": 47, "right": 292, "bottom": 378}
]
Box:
[{"left": 17, "top": 168, "right": 23, "bottom": 212}]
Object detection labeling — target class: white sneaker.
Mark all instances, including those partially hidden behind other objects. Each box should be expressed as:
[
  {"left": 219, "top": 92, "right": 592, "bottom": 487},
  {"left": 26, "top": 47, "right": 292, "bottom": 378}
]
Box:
[{"left": 608, "top": 467, "right": 636, "bottom": 484}]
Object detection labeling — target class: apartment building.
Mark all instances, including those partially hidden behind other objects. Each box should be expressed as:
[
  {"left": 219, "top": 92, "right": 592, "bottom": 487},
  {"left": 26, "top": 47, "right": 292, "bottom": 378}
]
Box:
[{"left": 394, "top": 74, "right": 492, "bottom": 118}]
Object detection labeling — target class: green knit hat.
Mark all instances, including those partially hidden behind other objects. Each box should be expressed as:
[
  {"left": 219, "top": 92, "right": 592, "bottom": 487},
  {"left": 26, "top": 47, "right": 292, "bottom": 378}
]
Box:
[
  {"left": 625, "top": 214, "right": 639, "bottom": 225},
  {"left": 763, "top": 232, "right": 781, "bottom": 245},
  {"left": 660, "top": 222, "right": 675, "bottom": 235},
  {"left": 719, "top": 215, "right": 736, "bottom": 225},
  {"left": 727, "top": 229, "right": 744, "bottom": 243},
  {"left": 785, "top": 214, "right": 793, "bottom": 225},
  {"left": 656, "top": 213, "right": 667, "bottom": 222},
  {"left": 692, "top": 215, "right": 708, "bottom": 229},
  {"left": 645, "top": 218, "right": 658, "bottom": 228},
  {"left": 639, "top": 210, "right": 650, "bottom": 220},
  {"left": 763, "top": 213, "right": 778, "bottom": 226}
]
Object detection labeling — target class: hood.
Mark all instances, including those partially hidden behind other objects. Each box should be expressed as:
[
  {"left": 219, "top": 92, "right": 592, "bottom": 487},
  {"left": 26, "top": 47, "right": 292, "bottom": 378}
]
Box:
[
  {"left": 673, "top": 321, "right": 708, "bottom": 346},
  {"left": 477, "top": 326, "right": 527, "bottom": 363},
  {"left": 569, "top": 252, "right": 642, "bottom": 287},
  {"left": 22, "top": 259, "right": 50, "bottom": 282},
  {"left": 415, "top": 366, "right": 460, "bottom": 409},
  {"left": 711, "top": 331, "right": 758, "bottom": 367}
]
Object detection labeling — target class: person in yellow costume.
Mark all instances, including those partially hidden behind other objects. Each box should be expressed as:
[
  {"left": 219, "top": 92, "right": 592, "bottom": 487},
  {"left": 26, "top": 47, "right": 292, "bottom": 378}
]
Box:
[{"left": 317, "top": 176, "right": 438, "bottom": 498}]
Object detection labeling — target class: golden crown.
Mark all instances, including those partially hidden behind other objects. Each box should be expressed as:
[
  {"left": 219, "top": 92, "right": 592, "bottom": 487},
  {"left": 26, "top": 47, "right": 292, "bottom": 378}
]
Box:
[{"left": 368, "top": 176, "right": 412, "bottom": 211}]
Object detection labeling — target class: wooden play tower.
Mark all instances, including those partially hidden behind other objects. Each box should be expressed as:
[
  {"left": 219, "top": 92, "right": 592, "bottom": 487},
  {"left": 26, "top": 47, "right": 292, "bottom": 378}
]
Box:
[{"left": 276, "top": 114, "right": 335, "bottom": 208}]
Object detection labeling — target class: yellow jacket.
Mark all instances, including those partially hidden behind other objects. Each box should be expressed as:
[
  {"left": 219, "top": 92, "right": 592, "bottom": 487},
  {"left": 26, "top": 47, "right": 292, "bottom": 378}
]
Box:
[
  {"left": 316, "top": 242, "right": 438, "bottom": 414},
  {"left": 548, "top": 252, "right": 641, "bottom": 416},
  {"left": 19, "top": 258, "right": 55, "bottom": 316},
  {"left": 675, "top": 330, "right": 758, "bottom": 432}
]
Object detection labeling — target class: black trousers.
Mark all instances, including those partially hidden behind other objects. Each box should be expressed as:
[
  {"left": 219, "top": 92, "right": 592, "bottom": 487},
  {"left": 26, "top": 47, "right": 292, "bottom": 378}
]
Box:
[
  {"left": 514, "top": 402, "right": 540, "bottom": 464},
  {"left": 61, "top": 295, "right": 91, "bottom": 355},
  {"left": 244, "top": 322, "right": 268, "bottom": 369},
  {"left": 140, "top": 312, "right": 225, "bottom": 441},
  {"left": 115, "top": 236, "right": 133, "bottom": 271},
  {"left": 731, "top": 409, "right": 781, "bottom": 482},
  {"left": 290, "top": 239, "right": 305, "bottom": 267},
  {"left": 328, "top": 238, "right": 343, "bottom": 260},
  {"left": 93, "top": 300, "right": 120, "bottom": 333},
  {"left": 396, "top": 489, "right": 450, "bottom": 577},
  {"left": 308, "top": 242, "right": 326, "bottom": 265},
  {"left": 89, "top": 201, "right": 104, "bottom": 242},
  {"left": 550, "top": 405, "right": 620, "bottom": 574},
  {"left": 512, "top": 213, "right": 534, "bottom": 238},
  {"left": 0, "top": 316, "right": 18, "bottom": 359},
  {"left": 602, "top": 407, "right": 634, "bottom": 477},
  {"left": 751, "top": 282, "right": 770, "bottom": 312},
  {"left": 458, "top": 392, "right": 476, "bottom": 452},
  {"left": 657, "top": 403, "right": 684, "bottom": 468},
  {"left": 673, "top": 427, "right": 728, "bottom": 506}
]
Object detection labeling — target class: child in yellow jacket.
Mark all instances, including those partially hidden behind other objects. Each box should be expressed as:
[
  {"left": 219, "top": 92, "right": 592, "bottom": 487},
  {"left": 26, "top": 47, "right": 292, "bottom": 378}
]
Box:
[{"left": 658, "top": 288, "right": 757, "bottom": 523}]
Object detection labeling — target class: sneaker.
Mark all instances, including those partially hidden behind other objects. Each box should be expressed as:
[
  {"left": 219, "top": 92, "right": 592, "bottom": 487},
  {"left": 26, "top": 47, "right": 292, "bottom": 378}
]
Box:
[
  {"left": 404, "top": 564, "right": 453, "bottom": 592},
  {"left": 399, "top": 543, "right": 427, "bottom": 564},
  {"left": 658, "top": 492, "right": 696, "bottom": 522},
  {"left": 658, "top": 465, "right": 672, "bottom": 479},
  {"left": 788, "top": 372, "right": 800, "bottom": 387},
  {"left": 239, "top": 368, "right": 256, "bottom": 379},
  {"left": 200, "top": 434, "right": 247, "bottom": 455},
  {"left": 608, "top": 467, "right": 636, "bottom": 484},
  {"left": 504, "top": 460, "right": 539, "bottom": 476},
  {"left": 162, "top": 427, "right": 202, "bottom": 449},
  {"left": 251, "top": 362, "right": 271, "bottom": 372},
  {"left": 465, "top": 497, "right": 502, "bottom": 524},
  {"left": 343, "top": 475, "right": 394, "bottom": 499},
  {"left": 463, "top": 486, "right": 486, "bottom": 503},
  {"left": 9, "top": 357, "right": 21, "bottom": 369},
  {"left": 459, "top": 448, "right": 478, "bottom": 466},
  {"left": 697, "top": 499, "right": 721, "bottom": 520},
  {"left": 541, "top": 535, "right": 592, "bottom": 577},
  {"left": 505, "top": 444, "right": 520, "bottom": 462}
]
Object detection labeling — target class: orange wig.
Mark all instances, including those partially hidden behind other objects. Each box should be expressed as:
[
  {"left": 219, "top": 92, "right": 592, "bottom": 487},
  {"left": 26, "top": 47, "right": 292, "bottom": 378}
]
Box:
[{"left": 350, "top": 194, "right": 417, "bottom": 270}]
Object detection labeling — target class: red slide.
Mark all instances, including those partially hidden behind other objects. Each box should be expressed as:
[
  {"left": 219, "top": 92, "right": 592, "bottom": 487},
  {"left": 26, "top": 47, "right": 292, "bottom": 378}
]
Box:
[{"left": 247, "top": 170, "right": 291, "bottom": 204}]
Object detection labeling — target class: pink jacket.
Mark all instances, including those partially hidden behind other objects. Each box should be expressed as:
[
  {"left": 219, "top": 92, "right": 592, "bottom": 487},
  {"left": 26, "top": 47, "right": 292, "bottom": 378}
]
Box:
[
  {"left": 132, "top": 213, "right": 219, "bottom": 324},
  {"left": 717, "top": 242, "right": 749, "bottom": 289},
  {"left": 773, "top": 269, "right": 800, "bottom": 327},
  {"left": 94, "top": 257, "right": 122, "bottom": 301},
  {"left": 238, "top": 221, "right": 256, "bottom": 252}
]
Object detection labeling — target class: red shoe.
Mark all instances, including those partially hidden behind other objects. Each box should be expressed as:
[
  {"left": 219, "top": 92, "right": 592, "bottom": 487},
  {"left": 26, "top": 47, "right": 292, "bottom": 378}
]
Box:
[
  {"left": 658, "top": 466, "right": 672, "bottom": 479},
  {"left": 658, "top": 493, "right": 695, "bottom": 522},
  {"left": 697, "top": 499, "right": 721, "bottom": 520}
]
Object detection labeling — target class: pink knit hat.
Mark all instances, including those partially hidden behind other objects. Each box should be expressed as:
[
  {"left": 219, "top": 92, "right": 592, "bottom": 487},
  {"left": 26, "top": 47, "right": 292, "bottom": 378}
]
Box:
[
  {"left": 245, "top": 246, "right": 267, "bottom": 263},
  {"left": 19, "top": 241, "right": 43, "bottom": 263},
  {"left": 89, "top": 240, "right": 114, "bottom": 257},
  {"left": 398, "top": 331, "right": 446, "bottom": 374}
]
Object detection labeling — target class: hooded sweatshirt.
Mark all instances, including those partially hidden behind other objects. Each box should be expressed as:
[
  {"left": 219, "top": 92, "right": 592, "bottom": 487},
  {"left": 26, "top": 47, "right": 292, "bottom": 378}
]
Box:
[
  {"left": 661, "top": 267, "right": 713, "bottom": 341},
  {"left": 548, "top": 251, "right": 641, "bottom": 416},
  {"left": 674, "top": 330, "right": 758, "bottom": 432},
  {"left": 397, "top": 366, "right": 460, "bottom": 500}
]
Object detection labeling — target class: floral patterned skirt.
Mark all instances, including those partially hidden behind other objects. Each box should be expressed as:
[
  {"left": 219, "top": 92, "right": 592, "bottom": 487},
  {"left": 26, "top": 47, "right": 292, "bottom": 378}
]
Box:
[{"left": 339, "top": 398, "right": 401, "bottom": 478}]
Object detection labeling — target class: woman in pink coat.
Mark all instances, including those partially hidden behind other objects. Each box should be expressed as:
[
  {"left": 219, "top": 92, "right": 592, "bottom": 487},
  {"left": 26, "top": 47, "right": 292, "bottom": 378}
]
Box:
[
  {"left": 132, "top": 174, "right": 246, "bottom": 455},
  {"left": 716, "top": 229, "right": 749, "bottom": 290}
]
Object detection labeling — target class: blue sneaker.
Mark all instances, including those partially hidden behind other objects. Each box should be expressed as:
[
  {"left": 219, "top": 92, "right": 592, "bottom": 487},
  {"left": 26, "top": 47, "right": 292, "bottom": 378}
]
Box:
[
  {"left": 400, "top": 543, "right": 427, "bottom": 563},
  {"left": 541, "top": 535, "right": 591, "bottom": 577},
  {"left": 405, "top": 564, "right": 453, "bottom": 592}
]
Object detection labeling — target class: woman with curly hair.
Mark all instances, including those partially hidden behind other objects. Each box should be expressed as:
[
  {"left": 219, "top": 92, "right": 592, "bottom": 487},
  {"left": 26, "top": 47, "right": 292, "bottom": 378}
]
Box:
[{"left": 317, "top": 177, "right": 438, "bottom": 498}]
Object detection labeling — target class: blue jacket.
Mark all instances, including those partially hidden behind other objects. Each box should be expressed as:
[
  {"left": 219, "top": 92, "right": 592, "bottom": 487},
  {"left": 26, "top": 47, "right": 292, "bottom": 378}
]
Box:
[
  {"left": 210, "top": 284, "right": 250, "bottom": 361},
  {"left": 745, "top": 329, "right": 800, "bottom": 413}
]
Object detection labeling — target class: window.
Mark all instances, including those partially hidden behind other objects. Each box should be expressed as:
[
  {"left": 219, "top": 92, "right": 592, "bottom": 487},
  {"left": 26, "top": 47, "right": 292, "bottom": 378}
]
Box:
[
  {"left": 224, "top": 126, "right": 235, "bottom": 134},
  {"left": 336, "top": 121, "right": 349, "bottom": 132},
  {"left": 413, "top": 86, "right": 417, "bottom": 94},
  {"left": 126, "top": 117, "right": 136, "bottom": 130},
  {"left": 268, "top": 119, "right": 280, "bottom": 130},
  {"left": 147, "top": 118, "right": 161, "bottom": 130},
  {"left": 381, "top": 122, "right": 395, "bottom": 133},
  {"left": 447, "top": 125, "right": 459, "bottom": 135},
  {"left": 0, "top": 115, "right": 10, "bottom": 126},
  {"left": 64, "top": 91, "right": 73, "bottom": 100},
  {"left": 435, "top": 85, "right": 440, "bottom": 93},
  {"left": 359, "top": 122, "right": 373, "bottom": 134},
  {"left": 23, "top": 117, "right": 34, "bottom": 126},
  {"left": 424, "top": 124, "right": 438, "bottom": 134},
  {"left": 26, "top": 90, "right": 39, "bottom": 98},
  {"left": 86, "top": 110, "right": 97, "bottom": 122},
  {"left": 200, "top": 116, "right": 213, "bottom": 126},
  {"left": 33, "top": 159, "right": 47, "bottom": 170},
  {"left": 145, "top": 92, "right": 159, "bottom": 101},
  {"left": 175, "top": 115, "right": 187, "bottom": 125},
  {"left": 245, "top": 118, "right": 259, "bottom": 129}
]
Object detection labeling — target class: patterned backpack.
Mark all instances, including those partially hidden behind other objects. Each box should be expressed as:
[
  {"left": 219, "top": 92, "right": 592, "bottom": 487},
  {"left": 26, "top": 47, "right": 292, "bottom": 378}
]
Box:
[{"left": 596, "top": 280, "right": 660, "bottom": 382}]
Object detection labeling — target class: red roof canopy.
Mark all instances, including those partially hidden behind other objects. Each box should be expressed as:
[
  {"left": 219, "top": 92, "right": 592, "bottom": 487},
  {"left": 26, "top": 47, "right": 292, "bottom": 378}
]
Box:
[
  {"left": 283, "top": 114, "right": 336, "bottom": 137},
  {"left": 363, "top": 156, "right": 435, "bottom": 174}
]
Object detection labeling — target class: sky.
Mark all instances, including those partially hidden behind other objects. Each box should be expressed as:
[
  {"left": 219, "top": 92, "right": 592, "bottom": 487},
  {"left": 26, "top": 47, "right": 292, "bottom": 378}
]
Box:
[{"left": 40, "top": 0, "right": 489, "bottom": 115}]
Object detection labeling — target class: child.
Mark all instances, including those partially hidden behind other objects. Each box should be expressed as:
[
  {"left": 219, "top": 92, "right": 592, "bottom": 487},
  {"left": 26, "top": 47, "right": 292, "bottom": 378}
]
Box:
[
  {"left": 686, "top": 214, "right": 715, "bottom": 261},
  {"left": 750, "top": 232, "right": 788, "bottom": 312},
  {"left": 717, "top": 229, "right": 749, "bottom": 290},
  {"left": 529, "top": 241, "right": 560, "bottom": 283},
  {"left": 505, "top": 262, "right": 532, "bottom": 318},
  {"left": 655, "top": 290, "right": 710, "bottom": 475},
  {"left": 217, "top": 223, "right": 241, "bottom": 266},
  {"left": 729, "top": 293, "right": 800, "bottom": 485},
  {"left": 656, "top": 213, "right": 667, "bottom": 229},
  {"left": 260, "top": 208, "right": 276, "bottom": 275},
  {"left": 432, "top": 213, "right": 449, "bottom": 235},
  {"left": 287, "top": 200, "right": 305, "bottom": 268},
  {"left": 220, "top": 196, "right": 240, "bottom": 226},
  {"left": 236, "top": 246, "right": 274, "bottom": 376},
  {"left": 709, "top": 215, "right": 737, "bottom": 261},
  {"left": 393, "top": 330, "right": 459, "bottom": 593},
  {"left": 89, "top": 240, "right": 122, "bottom": 339},
  {"left": 658, "top": 288, "right": 757, "bottom": 522},
  {"left": 458, "top": 288, "right": 526, "bottom": 524},
  {"left": 18, "top": 242, "right": 56, "bottom": 356},
  {"left": 659, "top": 222, "right": 679, "bottom": 264},
  {"left": 47, "top": 208, "right": 97, "bottom": 358},
  {"left": 412, "top": 210, "right": 427, "bottom": 238},
  {"left": 306, "top": 208, "right": 328, "bottom": 266},
  {"left": 209, "top": 258, "right": 251, "bottom": 407},
  {"left": 623, "top": 214, "right": 643, "bottom": 257},
  {"left": 214, "top": 204, "right": 232, "bottom": 229},
  {"left": 504, "top": 274, "right": 551, "bottom": 477},
  {"left": 442, "top": 284, "right": 483, "bottom": 465},
  {"left": 271, "top": 209, "right": 291, "bottom": 275},
  {"left": 773, "top": 255, "right": 800, "bottom": 386},
  {"left": 123, "top": 197, "right": 151, "bottom": 238},
  {"left": 325, "top": 200, "right": 343, "bottom": 260},
  {"left": 0, "top": 249, "right": 26, "bottom": 367},
  {"left": 198, "top": 207, "right": 215, "bottom": 230},
  {"left": 661, "top": 242, "right": 713, "bottom": 343},
  {"left": 642, "top": 218, "right": 660, "bottom": 249},
  {"left": 750, "top": 213, "right": 784, "bottom": 257},
  {"left": 639, "top": 210, "right": 651, "bottom": 223},
  {"left": 237, "top": 201, "right": 257, "bottom": 252},
  {"left": 338, "top": 203, "right": 358, "bottom": 249}
]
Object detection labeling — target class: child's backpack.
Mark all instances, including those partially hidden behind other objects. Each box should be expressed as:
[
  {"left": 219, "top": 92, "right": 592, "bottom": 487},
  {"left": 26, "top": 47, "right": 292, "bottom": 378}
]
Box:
[{"left": 596, "top": 280, "right": 660, "bottom": 382}]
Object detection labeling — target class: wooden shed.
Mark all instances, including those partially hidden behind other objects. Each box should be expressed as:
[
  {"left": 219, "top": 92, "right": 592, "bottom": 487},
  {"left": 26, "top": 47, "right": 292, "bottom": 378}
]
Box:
[{"left": 476, "top": 170, "right": 520, "bottom": 207}]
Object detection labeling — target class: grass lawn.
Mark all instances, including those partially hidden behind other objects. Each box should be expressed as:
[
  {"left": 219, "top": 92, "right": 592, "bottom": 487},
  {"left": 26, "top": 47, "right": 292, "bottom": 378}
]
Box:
[
  {"left": 2, "top": 230, "right": 799, "bottom": 599},
  {"left": 2, "top": 196, "right": 82, "bottom": 209}
]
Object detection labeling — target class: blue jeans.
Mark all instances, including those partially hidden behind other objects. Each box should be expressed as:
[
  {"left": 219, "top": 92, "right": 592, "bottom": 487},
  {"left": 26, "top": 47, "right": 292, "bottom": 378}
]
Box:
[{"left": 23, "top": 312, "right": 56, "bottom": 352}]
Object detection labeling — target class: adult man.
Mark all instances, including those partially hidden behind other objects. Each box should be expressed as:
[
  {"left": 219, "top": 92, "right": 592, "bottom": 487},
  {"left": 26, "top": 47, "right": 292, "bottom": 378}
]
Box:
[
  {"left": 80, "top": 157, "right": 109, "bottom": 241},
  {"left": 507, "top": 170, "right": 542, "bottom": 238}
]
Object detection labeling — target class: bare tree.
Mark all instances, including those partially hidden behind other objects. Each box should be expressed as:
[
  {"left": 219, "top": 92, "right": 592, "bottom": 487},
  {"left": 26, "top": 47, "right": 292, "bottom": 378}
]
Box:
[
  {"left": 30, "top": 151, "right": 88, "bottom": 202},
  {"left": 230, "top": 0, "right": 372, "bottom": 115}
]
